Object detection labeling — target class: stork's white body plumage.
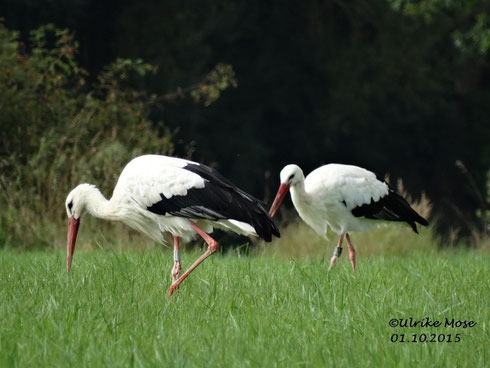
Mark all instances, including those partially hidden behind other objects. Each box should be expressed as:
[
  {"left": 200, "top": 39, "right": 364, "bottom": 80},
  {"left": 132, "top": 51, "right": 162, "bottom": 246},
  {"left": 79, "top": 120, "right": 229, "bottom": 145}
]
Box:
[
  {"left": 65, "top": 155, "right": 279, "bottom": 296},
  {"left": 107, "top": 155, "right": 256, "bottom": 242},
  {"left": 291, "top": 164, "right": 389, "bottom": 237},
  {"left": 269, "top": 163, "right": 428, "bottom": 272}
]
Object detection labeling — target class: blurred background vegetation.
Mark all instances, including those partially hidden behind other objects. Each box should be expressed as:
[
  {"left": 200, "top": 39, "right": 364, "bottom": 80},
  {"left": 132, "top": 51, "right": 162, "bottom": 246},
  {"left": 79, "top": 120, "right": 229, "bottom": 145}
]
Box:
[{"left": 0, "top": 0, "right": 489, "bottom": 252}]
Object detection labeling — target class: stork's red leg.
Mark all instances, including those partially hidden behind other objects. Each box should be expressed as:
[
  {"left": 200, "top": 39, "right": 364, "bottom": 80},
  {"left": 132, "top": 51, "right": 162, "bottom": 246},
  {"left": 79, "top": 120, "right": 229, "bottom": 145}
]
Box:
[
  {"left": 329, "top": 234, "right": 344, "bottom": 271},
  {"left": 171, "top": 236, "right": 182, "bottom": 282},
  {"left": 345, "top": 233, "right": 356, "bottom": 273},
  {"left": 168, "top": 221, "right": 218, "bottom": 296}
]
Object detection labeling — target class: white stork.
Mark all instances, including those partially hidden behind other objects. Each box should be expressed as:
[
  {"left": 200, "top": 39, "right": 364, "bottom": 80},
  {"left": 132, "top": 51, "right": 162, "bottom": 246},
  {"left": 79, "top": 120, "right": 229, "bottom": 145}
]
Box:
[
  {"left": 269, "top": 164, "right": 428, "bottom": 272},
  {"left": 65, "top": 154, "right": 280, "bottom": 296}
]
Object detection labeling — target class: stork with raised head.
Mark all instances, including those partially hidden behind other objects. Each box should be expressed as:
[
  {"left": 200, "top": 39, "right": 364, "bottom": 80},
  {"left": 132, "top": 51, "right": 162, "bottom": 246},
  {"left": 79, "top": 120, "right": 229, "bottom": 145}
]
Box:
[
  {"left": 65, "top": 154, "right": 280, "bottom": 296},
  {"left": 269, "top": 164, "right": 428, "bottom": 272}
]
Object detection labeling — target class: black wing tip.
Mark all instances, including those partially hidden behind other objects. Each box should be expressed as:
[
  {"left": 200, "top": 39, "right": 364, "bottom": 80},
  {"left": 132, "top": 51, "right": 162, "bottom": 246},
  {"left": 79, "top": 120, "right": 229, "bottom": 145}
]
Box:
[
  {"left": 273, "top": 226, "right": 281, "bottom": 238},
  {"left": 352, "top": 190, "right": 429, "bottom": 234},
  {"left": 411, "top": 215, "right": 429, "bottom": 234},
  {"left": 253, "top": 214, "right": 281, "bottom": 242},
  {"left": 409, "top": 221, "right": 419, "bottom": 234},
  {"left": 268, "top": 220, "right": 281, "bottom": 240}
]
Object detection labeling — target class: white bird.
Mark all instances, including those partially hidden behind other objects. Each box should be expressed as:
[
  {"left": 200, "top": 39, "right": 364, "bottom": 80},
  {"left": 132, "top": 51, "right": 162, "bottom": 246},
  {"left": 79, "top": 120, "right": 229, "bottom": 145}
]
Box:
[
  {"left": 269, "top": 164, "right": 428, "bottom": 271},
  {"left": 65, "top": 154, "right": 280, "bottom": 296}
]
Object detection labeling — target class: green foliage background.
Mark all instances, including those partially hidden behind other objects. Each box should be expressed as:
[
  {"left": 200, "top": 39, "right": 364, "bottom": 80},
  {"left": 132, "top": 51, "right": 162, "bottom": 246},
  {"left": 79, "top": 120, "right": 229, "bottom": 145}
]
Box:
[{"left": 0, "top": 24, "right": 173, "bottom": 248}]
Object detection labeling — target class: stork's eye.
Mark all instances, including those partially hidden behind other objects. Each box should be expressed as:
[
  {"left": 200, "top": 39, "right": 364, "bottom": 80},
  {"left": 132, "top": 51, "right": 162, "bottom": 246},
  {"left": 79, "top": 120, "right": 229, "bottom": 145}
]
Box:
[
  {"left": 288, "top": 173, "right": 295, "bottom": 182},
  {"left": 68, "top": 201, "right": 73, "bottom": 211}
]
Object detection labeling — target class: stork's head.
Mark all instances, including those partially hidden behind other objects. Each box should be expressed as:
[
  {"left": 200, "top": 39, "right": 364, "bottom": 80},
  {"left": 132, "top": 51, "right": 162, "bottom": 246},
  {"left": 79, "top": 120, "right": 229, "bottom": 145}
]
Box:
[
  {"left": 279, "top": 164, "right": 304, "bottom": 187},
  {"left": 269, "top": 164, "right": 304, "bottom": 217},
  {"left": 65, "top": 183, "right": 95, "bottom": 272},
  {"left": 65, "top": 183, "right": 95, "bottom": 219}
]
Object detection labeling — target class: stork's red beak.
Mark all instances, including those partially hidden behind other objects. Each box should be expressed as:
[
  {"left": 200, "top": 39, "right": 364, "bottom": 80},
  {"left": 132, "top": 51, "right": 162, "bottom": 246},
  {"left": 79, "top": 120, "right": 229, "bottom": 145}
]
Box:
[
  {"left": 66, "top": 216, "right": 80, "bottom": 272},
  {"left": 269, "top": 183, "right": 290, "bottom": 217}
]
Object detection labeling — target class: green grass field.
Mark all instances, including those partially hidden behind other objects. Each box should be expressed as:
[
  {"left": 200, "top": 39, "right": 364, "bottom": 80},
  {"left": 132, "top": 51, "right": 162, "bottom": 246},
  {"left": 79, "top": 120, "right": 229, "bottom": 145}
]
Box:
[{"left": 0, "top": 249, "right": 488, "bottom": 367}]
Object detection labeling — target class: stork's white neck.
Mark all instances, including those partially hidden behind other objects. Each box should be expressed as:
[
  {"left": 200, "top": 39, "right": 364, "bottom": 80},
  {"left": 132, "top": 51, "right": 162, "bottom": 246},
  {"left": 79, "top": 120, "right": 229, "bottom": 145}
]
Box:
[
  {"left": 290, "top": 179, "right": 309, "bottom": 207},
  {"left": 289, "top": 179, "right": 326, "bottom": 236},
  {"left": 83, "top": 187, "right": 120, "bottom": 221}
]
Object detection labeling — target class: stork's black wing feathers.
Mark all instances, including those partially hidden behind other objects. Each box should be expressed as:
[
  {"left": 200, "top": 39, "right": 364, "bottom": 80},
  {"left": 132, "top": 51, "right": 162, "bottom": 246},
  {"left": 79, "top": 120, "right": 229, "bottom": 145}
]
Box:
[
  {"left": 147, "top": 163, "right": 280, "bottom": 242},
  {"left": 351, "top": 189, "right": 428, "bottom": 233}
]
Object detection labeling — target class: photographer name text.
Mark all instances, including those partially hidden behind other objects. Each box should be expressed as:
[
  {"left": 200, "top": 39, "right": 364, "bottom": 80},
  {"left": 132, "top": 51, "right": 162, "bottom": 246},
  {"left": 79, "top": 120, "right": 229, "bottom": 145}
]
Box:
[{"left": 389, "top": 317, "right": 477, "bottom": 329}]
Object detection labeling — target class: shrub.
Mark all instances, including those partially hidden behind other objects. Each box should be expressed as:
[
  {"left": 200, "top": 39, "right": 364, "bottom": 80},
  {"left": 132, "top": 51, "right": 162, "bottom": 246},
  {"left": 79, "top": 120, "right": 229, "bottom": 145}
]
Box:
[{"left": 0, "top": 23, "right": 173, "bottom": 248}]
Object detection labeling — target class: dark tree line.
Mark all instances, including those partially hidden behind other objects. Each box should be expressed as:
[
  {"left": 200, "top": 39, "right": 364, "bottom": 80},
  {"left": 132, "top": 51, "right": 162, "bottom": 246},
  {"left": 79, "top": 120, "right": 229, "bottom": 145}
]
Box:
[{"left": 2, "top": 0, "right": 489, "bottom": 243}]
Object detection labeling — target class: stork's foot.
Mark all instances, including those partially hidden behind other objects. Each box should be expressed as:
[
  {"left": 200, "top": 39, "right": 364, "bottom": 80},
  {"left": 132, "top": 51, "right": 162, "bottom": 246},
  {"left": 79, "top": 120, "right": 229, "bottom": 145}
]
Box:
[
  {"left": 171, "top": 261, "right": 181, "bottom": 282},
  {"left": 168, "top": 282, "right": 179, "bottom": 296},
  {"left": 328, "top": 246, "right": 342, "bottom": 271}
]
